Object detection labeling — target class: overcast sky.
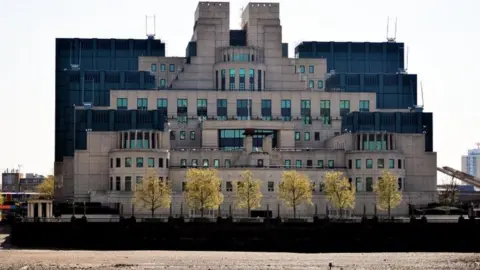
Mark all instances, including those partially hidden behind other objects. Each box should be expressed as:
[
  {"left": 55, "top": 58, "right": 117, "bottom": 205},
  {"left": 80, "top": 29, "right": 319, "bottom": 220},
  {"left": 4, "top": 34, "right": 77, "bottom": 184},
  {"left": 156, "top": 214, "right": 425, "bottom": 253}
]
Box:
[{"left": 0, "top": 0, "right": 479, "bottom": 183}]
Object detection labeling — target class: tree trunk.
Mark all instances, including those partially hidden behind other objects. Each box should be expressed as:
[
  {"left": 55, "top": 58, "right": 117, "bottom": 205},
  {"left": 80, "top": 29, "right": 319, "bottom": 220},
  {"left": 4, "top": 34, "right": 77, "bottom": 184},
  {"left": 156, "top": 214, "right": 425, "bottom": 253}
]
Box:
[
  {"left": 388, "top": 205, "right": 391, "bottom": 218},
  {"left": 293, "top": 205, "right": 296, "bottom": 219},
  {"left": 151, "top": 209, "right": 154, "bottom": 218},
  {"left": 247, "top": 206, "right": 251, "bottom": 218}
]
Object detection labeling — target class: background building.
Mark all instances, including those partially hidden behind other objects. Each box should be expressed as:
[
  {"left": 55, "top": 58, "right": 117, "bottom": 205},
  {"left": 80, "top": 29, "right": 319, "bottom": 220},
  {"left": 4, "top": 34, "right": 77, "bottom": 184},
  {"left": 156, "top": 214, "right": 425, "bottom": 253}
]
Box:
[
  {"left": 54, "top": 1, "right": 436, "bottom": 217},
  {"left": 19, "top": 173, "right": 46, "bottom": 192},
  {"left": 461, "top": 145, "right": 480, "bottom": 177},
  {"left": 1, "top": 169, "right": 23, "bottom": 192},
  {"left": 460, "top": 145, "right": 480, "bottom": 191},
  {"left": 1, "top": 170, "right": 45, "bottom": 193}
]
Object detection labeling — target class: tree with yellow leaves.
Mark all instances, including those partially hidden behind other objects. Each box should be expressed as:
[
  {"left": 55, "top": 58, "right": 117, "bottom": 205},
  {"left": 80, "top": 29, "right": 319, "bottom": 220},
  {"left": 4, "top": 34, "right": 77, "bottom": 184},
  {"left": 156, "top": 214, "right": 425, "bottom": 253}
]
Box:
[
  {"left": 185, "top": 168, "right": 224, "bottom": 217},
  {"left": 374, "top": 170, "right": 402, "bottom": 218},
  {"left": 278, "top": 170, "right": 312, "bottom": 218},
  {"left": 236, "top": 170, "right": 263, "bottom": 217},
  {"left": 324, "top": 171, "right": 355, "bottom": 216},
  {"left": 134, "top": 169, "right": 172, "bottom": 218},
  {"left": 35, "top": 175, "right": 54, "bottom": 200}
]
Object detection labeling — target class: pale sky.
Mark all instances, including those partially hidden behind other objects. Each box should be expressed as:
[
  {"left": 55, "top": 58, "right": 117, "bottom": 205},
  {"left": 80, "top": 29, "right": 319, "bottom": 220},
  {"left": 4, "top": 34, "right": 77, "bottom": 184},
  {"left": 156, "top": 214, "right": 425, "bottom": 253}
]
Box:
[{"left": 0, "top": 0, "right": 478, "bottom": 180}]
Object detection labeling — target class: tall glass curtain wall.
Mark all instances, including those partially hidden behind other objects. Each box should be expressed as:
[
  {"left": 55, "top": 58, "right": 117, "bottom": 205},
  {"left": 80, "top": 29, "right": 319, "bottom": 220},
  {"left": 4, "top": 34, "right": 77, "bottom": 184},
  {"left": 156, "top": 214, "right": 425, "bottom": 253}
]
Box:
[
  {"left": 341, "top": 112, "right": 433, "bottom": 152},
  {"left": 325, "top": 73, "right": 417, "bottom": 109},
  {"left": 294, "top": 42, "right": 405, "bottom": 74},
  {"left": 294, "top": 42, "right": 417, "bottom": 110},
  {"left": 55, "top": 38, "right": 165, "bottom": 162}
]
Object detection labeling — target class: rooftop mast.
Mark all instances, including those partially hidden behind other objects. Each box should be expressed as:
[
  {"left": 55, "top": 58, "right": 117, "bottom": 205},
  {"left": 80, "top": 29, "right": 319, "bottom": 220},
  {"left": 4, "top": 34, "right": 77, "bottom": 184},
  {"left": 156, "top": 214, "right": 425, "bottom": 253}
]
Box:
[
  {"left": 386, "top": 16, "right": 397, "bottom": 43},
  {"left": 146, "top": 15, "right": 156, "bottom": 39}
]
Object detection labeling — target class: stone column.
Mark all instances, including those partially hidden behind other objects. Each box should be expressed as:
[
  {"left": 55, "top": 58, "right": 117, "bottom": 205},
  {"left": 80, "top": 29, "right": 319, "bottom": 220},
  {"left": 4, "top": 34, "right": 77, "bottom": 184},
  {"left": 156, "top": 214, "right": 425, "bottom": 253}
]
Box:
[
  {"left": 146, "top": 131, "right": 149, "bottom": 148},
  {"left": 244, "top": 136, "right": 253, "bottom": 153},
  {"left": 263, "top": 135, "right": 272, "bottom": 153},
  {"left": 149, "top": 132, "right": 153, "bottom": 149},
  {"left": 46, "top": 203, "right": 51, "bottom": 218},
  {"left": 392, "top": 134, "right": 396, "bottom": 150},
  {"left": 353, "top": 134, "right": 357, "bottom": 150},
  {"left": 362, "top": 133, "right": 370, "bottom": 150},
  {"left": 28, "top": 203, "right": 33, "bottom": 218},
  {"left": 135, "top": 131, "right": 138, "bottom": 148},
  {"left": 386, "top": 133, "right": 390, "bottom": 150},
  {"left": 38, "top": 203, "right": 43, "bottom": 218},
  {"left": 359, "top": 134, "right": 362, "bottom": 150}
]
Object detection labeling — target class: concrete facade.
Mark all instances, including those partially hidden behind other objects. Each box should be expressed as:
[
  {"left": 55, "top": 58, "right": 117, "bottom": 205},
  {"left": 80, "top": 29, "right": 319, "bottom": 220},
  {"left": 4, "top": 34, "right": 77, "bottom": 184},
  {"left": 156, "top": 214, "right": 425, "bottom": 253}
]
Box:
[{"left": 55, "top": 1, "right": 437, "bottom": 217}]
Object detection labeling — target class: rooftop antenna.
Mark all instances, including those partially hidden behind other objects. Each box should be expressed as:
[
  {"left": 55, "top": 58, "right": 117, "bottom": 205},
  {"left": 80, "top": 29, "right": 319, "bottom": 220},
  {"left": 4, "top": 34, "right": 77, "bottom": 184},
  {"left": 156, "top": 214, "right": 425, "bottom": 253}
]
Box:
[
  {"left": 82, "top": 77, "right": 95, "bottom": 108},
  {"left": 146, "top": 15, "right": 156, "bottom": 39},
  {"left": 386, "top": 17, "right": 397, "bottom": 42},
  {"left": 420, "top": 81, "right": 425, "bottom": 108},
  {"left": 405, "top": 46, "right": 409, "bottom": 72},
  {"left": 239, "top": 6, "right": 244, "bottom": 28},
  {"left": 476, "top": 143, "right": 480, "bottom": 149},
  {"left": 410, "top": 81, "right": 425, "bottom": 112},
  {"left": 69, "top": 41, "right": 81, "bottom": 70}
]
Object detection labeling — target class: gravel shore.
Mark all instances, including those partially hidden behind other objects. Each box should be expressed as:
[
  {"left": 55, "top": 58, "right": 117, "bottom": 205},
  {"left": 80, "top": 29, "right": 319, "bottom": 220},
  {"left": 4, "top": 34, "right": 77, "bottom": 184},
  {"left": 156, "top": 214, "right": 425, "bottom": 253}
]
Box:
[{"left": 0, "top": 250, "right": 479, "bottom": 269}]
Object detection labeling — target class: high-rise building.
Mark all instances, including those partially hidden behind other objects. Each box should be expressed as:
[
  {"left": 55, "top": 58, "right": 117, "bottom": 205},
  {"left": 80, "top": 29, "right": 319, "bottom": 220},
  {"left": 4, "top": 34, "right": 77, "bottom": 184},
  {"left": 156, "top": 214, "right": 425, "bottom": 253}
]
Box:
[
  {"left": 461, "top": 145, "right": 480, "bottom": 177},
  {"left": 54, "top": 1, "right": 436, "bottom": 217}
]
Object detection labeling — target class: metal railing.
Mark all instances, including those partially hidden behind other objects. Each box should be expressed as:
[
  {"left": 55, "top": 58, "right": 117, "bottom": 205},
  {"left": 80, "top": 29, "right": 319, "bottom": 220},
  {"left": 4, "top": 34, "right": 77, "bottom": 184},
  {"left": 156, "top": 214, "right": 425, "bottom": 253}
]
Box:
[
  {"left": 18, "top": 214, "right": 472, "bottom": 224},
  {"left": 163, "top": 113, "right": 339, "bottom": 122},
  {"left": 169, "top": 147, "right": 344, "bottom": 152},
  {"left": 151, "top": 88, "right": 326, "bottom": 92},
  {"left": 169, "top": 164, "right": 348, "bottom": 170}
]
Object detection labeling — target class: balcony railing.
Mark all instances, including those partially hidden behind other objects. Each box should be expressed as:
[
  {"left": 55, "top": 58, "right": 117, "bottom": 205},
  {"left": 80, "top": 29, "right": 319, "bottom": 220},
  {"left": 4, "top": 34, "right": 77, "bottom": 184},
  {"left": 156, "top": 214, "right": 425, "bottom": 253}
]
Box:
[
  {"left": 162, "top": 113, "right": 339, "bottom": 122},
  {"left": 151, "top": 88, "right": 323, "bottom": 92},
  {"left": 273, "top": 147, "right": 344, "bottom": 152},
  {"left": 170, "top": 147, "right": 344, "bottom": 152},
  {"left": 170, "top": 147, "right": 244, "bottom": 152},
  {"left": 170, "top": 164, "right": 347, "bottom": 170}
]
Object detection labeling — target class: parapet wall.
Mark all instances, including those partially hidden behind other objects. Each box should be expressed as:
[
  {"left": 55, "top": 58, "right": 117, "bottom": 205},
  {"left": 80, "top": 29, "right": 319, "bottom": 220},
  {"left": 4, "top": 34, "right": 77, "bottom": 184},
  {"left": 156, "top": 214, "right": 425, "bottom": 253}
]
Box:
[
  {"left": 195, "top": 2, "right": 230, "bottom": 22},
  {"left": 241, "top": 3, "right": 280, "bottom": 26}
]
